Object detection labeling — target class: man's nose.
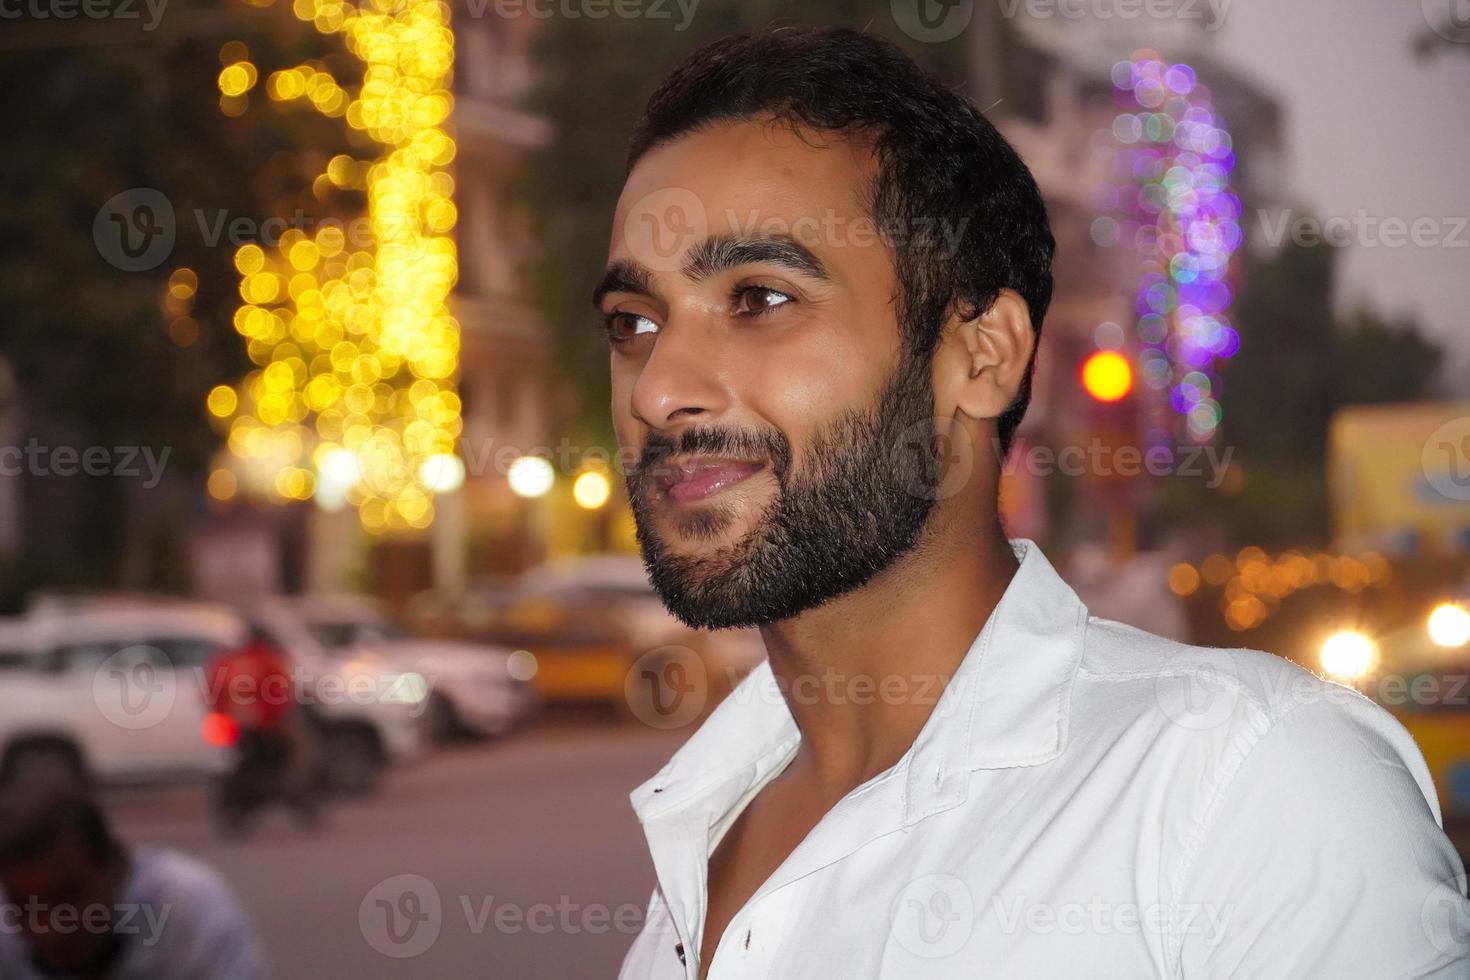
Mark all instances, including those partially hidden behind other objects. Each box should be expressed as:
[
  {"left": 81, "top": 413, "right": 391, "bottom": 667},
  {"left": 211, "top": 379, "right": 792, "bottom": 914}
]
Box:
[{"left": 629, "top": 321, "right": 730, "bottom": 429}]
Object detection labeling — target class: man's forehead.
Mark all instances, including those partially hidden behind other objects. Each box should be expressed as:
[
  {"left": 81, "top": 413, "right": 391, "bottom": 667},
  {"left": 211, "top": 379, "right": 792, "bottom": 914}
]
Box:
[{"left": 613, "top": 119, "right": 876, "bottom": 231}]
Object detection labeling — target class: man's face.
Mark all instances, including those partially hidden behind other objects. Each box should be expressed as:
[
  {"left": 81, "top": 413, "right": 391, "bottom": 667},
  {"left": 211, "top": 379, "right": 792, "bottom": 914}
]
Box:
[
  {"left": 0, "top": 833, "right": 121, "bottom": 972},
  {"left": 598, "top": 119, "right": 943, "bottom": 628}
]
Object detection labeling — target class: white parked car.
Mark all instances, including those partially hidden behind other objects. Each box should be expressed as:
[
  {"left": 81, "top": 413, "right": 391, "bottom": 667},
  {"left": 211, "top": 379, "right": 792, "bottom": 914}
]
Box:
[
  {"left": 272, "top": 594, "right": 537, "bottom": 742},
  {"left": 0, "top": 599, "right": 425, "bottom": 793}
]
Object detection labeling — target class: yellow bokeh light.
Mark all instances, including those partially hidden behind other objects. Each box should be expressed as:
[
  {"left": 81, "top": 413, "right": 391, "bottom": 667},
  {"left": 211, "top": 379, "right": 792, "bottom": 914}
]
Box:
[
  {"left": 234, "top": 244, "right": 266, "bottom": 276},
  {"left": 207, "top": 468, "right": 238, "bottom": 501},
  {"left": 1167, "top": 562, "right": 1200, "bottom": 597},
  {"left": 216, "top": 0, "right": 460, "bottom": 532},
  {"left": 218, "top": 61, "right": 258, "bottom": 97},
  {"left": 207, "top": 385, "right": 238, "bottom": 418},
  {"left": 573, "top": 471, "right": 612, "bottom": 510},
  {"left": 168, "top": 267, "right": 199, "bottom": 300}
]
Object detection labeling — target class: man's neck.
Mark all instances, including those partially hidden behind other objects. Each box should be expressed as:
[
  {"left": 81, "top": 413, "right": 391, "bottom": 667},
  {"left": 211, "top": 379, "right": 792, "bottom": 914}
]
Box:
[{"left": 757, "top": 517, "right": 1018, "bottom": 793}]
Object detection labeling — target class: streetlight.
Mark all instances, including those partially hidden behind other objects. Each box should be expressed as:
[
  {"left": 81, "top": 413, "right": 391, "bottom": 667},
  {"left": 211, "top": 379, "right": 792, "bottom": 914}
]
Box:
[
  {"left": 573, "top": 470, "right": 611, "bottom": 510},
  {"left": 507, "top": 456, "right": 554, "bottom": 499},
  {"left": 1081, "top": 350, "right": 1134, "bottom": 403},
  {"left": 419, "top": 452, "right": 465, "bottom": 494},
  {"left": 506, "top": 455, "right": 554, "bottom": 570},
  {"left": 1428, "top": 603, "right": 1470, "bottom": 649},
  {"left": 1320, "top": 630, "right": 1378, "bottom": 683}
]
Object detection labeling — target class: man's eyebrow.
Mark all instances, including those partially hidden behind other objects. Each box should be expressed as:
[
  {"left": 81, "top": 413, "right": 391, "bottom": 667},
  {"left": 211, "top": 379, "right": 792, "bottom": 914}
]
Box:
[
  {"left": 590, "top": 234, "right": 830, "bottom": 311},
  {"left": 591, "top": 260, "right": 658, "bottom": 310},
  {"left": 682, "top": 234, "right": 831, "bottom": 284}
]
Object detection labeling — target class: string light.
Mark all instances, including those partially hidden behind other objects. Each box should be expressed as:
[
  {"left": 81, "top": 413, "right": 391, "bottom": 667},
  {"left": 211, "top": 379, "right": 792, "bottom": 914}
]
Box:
[
  {"left": 1105, "top": 53, "right": 1241, "bottom": 445},
  {"left": 1173, "top": 550, "right": 1392, "bottom": 631},
  {"left": 213, "top": 0, "right": 461, "bottom": 534}
]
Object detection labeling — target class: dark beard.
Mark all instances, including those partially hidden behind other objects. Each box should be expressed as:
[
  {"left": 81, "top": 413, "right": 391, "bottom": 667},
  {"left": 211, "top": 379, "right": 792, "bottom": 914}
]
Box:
[{"left": 626, "top": 348, "right": 943, "bottom": 629}]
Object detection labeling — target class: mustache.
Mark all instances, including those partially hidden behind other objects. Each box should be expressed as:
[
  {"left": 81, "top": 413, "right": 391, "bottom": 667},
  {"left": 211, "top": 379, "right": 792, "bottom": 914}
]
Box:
[{"left": 632, "top": 426, "right": 792, "bottom": 483}]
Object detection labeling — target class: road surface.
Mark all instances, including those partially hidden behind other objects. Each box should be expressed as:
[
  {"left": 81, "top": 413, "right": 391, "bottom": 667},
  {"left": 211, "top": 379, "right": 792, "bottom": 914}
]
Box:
[{"left": 105, "top": 721, "right": 684, "bottom": 980}]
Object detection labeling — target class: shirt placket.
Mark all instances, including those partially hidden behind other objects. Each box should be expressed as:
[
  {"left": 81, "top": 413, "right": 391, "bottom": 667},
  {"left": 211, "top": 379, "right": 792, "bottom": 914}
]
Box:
[{"left": 704, "top": 881, "right": 800, "bottom": 980}]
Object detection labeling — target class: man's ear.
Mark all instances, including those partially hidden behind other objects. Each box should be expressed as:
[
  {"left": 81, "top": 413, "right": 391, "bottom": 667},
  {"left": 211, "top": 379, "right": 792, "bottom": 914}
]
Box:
[{"left": 932, "top": 288, "right": 1036, "bottom": 423}]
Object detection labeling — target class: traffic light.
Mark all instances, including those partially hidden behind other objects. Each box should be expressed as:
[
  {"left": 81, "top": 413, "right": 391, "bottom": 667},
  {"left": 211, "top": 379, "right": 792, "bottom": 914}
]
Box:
[{"left": 1082, "top": 351, "right": 1134, "bottom": 404}]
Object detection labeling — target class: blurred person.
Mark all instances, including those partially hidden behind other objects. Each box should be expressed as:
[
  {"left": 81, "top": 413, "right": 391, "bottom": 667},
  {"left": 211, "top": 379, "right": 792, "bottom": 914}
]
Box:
[
  {"left": 205, "top": 627, "right": 320, "bottom": 835},
  {"left": 595, "top": 27, "right": 1470, "bottom": 979},
  {"left": 0, "top": 773, "right": 268, "bottom": 979}
]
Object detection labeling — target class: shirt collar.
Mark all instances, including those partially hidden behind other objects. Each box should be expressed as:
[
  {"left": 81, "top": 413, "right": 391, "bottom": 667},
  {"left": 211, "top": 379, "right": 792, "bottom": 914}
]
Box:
[{"left": 630, "top": 538, "right": 1089, "bottom": 827}]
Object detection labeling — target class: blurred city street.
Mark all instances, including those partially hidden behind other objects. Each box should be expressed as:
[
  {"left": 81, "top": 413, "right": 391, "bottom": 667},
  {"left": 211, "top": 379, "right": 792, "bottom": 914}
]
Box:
[{"left": 106, "top": 718, "right": 677, "bottom": 979}]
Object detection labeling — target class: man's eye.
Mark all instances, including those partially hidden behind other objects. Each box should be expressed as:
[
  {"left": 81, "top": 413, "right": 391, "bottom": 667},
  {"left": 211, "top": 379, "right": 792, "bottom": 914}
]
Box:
[
  {"left": 733, "top": 286, "right": 793, "bottom": 317},
  {"left": 605, "top": 312, "right": 658, "bottom": 344}
]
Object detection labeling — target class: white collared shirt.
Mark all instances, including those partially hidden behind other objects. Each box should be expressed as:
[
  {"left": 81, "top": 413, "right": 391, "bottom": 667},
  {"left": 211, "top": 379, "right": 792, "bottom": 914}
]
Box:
[{"left": 618, "top": 540, "right": 1470, "bottom": 979}]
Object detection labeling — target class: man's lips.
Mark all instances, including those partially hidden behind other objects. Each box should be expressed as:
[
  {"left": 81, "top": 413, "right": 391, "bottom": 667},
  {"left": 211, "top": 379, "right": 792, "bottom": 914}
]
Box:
[{"left": 655, "top": 456, "right": 766, "bottom": 504}]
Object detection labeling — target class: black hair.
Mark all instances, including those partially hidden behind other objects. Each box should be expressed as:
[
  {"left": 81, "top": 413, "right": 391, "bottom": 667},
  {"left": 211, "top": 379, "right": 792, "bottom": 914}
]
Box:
[
  {"left": 627, "top": 26, "right": 1055, "bottom": 457},
  {"left": 0, "top": 772, "right": 120, "bottom": 869}
]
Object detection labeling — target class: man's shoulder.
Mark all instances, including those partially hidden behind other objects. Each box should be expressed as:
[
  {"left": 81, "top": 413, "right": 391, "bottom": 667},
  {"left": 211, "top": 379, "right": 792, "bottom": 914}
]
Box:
[
  {"left": 1076, "top": 613, "right": 1368, "bottom": 727},
  {"left": 1070, "top": 615, "right": 1435, "bottom": 802},
  {"left": 123, "top": 847, "right": 267, "bottom": 978},
  {"left": 128, "top": 846, "right": 252, "bottom": 929}
]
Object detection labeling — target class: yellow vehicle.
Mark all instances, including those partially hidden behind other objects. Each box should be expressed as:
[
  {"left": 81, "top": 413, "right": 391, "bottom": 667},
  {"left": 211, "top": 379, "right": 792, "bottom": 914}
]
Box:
[
  {"left": 474, "top": 555, "right": 765, "bottom": 723},
  {"left": 1329, "top": 401, "right": 1470, "bottom": 556}
]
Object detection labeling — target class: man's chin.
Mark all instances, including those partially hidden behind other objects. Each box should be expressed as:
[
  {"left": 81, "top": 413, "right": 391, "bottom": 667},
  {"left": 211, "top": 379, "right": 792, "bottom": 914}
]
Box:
[
  {"left": 635, "top": 523, "right": 768, "bottom": 629},
  {"left": 642, "top": 499, "right": 762, "bottom": 553}
]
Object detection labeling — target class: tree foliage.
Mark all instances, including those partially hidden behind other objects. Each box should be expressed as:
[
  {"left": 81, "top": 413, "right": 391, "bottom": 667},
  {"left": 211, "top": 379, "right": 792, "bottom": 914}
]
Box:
[{"left": 0, "top": 2, "right": 357, "bottom": 581}]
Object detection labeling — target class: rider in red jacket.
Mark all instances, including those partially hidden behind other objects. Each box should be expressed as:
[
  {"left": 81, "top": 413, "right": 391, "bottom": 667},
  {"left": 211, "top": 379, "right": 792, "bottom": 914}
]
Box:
[
  {"left": 206, "top": 633, "right": 294, "bottom": 732},
  {"left": 205, "top": 628, "right": 319, "bottom": 834}
]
